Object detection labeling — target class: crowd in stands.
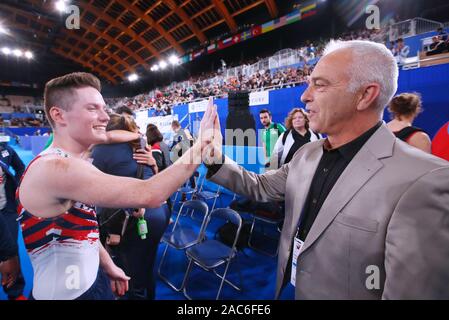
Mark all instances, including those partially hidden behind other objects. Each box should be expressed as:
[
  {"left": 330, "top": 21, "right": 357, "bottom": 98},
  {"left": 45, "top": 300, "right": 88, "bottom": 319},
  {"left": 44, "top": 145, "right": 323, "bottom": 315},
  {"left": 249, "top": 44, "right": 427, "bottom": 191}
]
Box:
[
  {"left": 107, "top": 28, "right": 382, "bottom": 113},
  {"left": 0, "top": 116, "right": 44, "bottom": 127}
]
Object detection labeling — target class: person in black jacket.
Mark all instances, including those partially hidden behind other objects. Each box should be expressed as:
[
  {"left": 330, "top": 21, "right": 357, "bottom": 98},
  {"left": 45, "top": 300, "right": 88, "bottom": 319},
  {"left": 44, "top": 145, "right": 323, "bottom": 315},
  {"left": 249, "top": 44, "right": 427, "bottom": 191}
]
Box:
[
  {"left": 0, "top": 143, "right": 27, "bottom": 300},
  {"left": 0, "top": 213, "right": 20, "bottom": 293},
  {"left": 91, "top": 114, "right": 170, "bottom": 300}
]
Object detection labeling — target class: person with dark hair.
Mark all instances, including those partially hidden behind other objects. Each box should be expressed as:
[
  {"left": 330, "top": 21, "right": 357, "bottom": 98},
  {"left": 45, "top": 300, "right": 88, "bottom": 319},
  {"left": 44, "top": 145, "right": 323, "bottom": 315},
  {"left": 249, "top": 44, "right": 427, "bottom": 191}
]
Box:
[
  {"left": 394, "top": 38, "right": 410, "bottom": 64},
  {"left": 271, "top": 108, "right": 322, "bottom": 168},
  {"left": 386, "top": 92, "right": 431, "bottom": 153},
  {"left": 91, "top": 114, "right": 170, "bottom": 300},
  {"left": 437, "top": 27, "right": 448, "bottom": 42},
  {"left": 115, "top": 106, "right": 134, "bottom": 117},
  {"left": 146, "top": 124, "right": 171, "bottom": 172},
  {"left": 427, "top": 36, "right": 446, "bottom": 56},
  {"left": 16, "top": 72, "right": 217, "bottom": 300},
  {"left": 259, "top": 109, "right": 286, "bottom": 165}
]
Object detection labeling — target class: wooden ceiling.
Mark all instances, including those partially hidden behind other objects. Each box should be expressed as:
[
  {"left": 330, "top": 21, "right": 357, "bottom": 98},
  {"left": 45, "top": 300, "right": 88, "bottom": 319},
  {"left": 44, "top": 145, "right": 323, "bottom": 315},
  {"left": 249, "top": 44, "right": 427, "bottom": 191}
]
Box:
[{"left": 0, "top": 0, "right": 280, "bottom": 85}]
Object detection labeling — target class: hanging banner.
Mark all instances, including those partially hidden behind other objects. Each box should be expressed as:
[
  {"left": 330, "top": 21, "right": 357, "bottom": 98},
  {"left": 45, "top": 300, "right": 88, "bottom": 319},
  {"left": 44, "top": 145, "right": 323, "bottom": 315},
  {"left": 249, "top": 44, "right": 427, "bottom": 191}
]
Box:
[
  {"left": 146, "top": 114, "right": 179, "bottom": 134},
  {"left": 188, "top": 99, "right": 209, "bottom": 113},
  {"left": 249, "top": 91, "right": 269, "bottom": 106}
]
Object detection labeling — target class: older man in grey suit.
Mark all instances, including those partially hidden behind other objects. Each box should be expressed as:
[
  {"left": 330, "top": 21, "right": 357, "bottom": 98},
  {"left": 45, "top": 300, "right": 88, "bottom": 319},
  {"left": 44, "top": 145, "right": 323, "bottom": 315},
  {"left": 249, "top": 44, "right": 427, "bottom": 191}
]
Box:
[{"left": 203, "top": 40, "right": 449, "bottom": 299}]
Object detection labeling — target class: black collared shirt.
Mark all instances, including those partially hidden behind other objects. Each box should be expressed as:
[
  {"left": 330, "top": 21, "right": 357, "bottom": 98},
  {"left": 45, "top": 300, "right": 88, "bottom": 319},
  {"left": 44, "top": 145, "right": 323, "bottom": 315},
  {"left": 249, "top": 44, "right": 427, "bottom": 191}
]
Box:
[{"left": 296, "top": 121, "right": 382, "bottom": 241}]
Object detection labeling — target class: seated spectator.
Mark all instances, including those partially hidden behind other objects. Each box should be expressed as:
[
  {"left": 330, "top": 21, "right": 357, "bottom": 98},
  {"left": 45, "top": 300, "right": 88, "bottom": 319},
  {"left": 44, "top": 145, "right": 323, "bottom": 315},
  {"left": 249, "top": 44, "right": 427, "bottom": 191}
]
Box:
[
  {"left": 427, "top": 36, "right": 447, "bottom": 56},
  {"left": 437, "top": 27, "right": 448, "bottom": 42},
  {"left": 394, "top": 38, "right": 410, "bottom": 64}
]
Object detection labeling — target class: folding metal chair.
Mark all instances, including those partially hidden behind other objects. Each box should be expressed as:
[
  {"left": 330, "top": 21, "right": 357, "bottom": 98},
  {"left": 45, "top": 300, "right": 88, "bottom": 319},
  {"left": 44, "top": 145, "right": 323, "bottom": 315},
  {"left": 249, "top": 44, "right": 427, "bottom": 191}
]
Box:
[
  {"left": 247, "top": 212, "right": 283, "bottom": 257},
  {"left": 172, "top": 171, "right": 200, "bottom": 213},
  {"left": 194, "top": 175, "right": 222, "bottom": 212},
  {"left": 182, "top": 208, "right": 243, "bottom": 300},
  {"left": 157, "top": 200, "right": 209, "bottom": 292}
]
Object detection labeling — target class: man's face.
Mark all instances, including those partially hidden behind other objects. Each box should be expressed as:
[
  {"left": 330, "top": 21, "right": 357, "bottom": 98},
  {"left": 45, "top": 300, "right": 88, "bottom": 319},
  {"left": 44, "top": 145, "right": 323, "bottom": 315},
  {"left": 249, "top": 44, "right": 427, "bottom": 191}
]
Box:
[
  {"left": 61, "top": 87, "right": 110, "bottom": 147},
  {"left": 259, "top": 112, "right": 272, "bottom": 128},
  {"left": 300, "top": 49, "right": 359, "bottom": 135}
]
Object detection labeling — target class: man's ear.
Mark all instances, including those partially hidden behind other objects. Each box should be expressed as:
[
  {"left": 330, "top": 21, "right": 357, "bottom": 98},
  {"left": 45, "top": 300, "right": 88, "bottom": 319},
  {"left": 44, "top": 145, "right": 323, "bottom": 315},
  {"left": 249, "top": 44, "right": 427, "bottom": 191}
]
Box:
[
  {"left": 356, "top": 83, "right": 381, "bottom": 111},
  {"left": 48, "top": 106, "right": 66, "bottom": 126}
]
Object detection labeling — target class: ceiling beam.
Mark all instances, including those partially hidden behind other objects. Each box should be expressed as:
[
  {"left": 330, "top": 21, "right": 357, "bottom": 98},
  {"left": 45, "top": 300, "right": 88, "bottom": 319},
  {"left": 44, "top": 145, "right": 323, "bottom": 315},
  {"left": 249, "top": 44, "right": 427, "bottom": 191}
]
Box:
[
  {"left": 55, "top": 39, "right": 125, "bottom": 79},
  {"left": 115, "top": 0, "right": 184, "bottom": 55},
  {"left": 56, "top": 2, "right": 131, "bottom": 79},
  {"left": 68, "top": 17, "right": 150, "bottom": 73},
  {"left": 1, "top": 2, "right": 128, "bottom": 80},
  {"left": 264, "top": 0, "right": 279, "bottom": 19},
  {"left": 212, "top": 0, "right": 237, "bottom": 33},
  {"left": 52, "top": 48, "right": 118, "bottom": 84},
  {"left": 79, "top": 2, "right": 160, "bottom": 64},
  {"left": 164, "top": 0, "right": 207, "bottom": 43}
]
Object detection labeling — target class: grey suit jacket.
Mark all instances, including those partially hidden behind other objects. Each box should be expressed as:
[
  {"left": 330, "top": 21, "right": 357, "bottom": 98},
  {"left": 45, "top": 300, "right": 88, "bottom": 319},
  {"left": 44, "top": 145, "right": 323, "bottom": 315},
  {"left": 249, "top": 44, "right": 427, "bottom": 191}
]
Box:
[{"left": 208, "top": 125, "right": 449, "bottom": 299}]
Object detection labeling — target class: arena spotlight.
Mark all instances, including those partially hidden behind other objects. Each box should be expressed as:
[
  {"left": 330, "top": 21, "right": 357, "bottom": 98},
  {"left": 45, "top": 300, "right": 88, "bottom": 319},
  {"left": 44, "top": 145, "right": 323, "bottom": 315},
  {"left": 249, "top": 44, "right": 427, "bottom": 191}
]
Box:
[
  {"left": 25, "top": 51, "right": 33, "bottom": 59},
  {"left": 0, "top": 24, "right": 7, "bottom": 34},
  {"left": 13, "top": 49, "right": 23, "bottom": 57},
  {"left": 159, "top": 60, "right": 168, "bottom": 69},
  {"left": 169, "top": 55, "right": 179, "bottom": 65},
  {"left": 56, "top": 0, "right": 68, "bottom": 12},
  {"left": 1, "top": 47, "right": 11, "bottom": 55},
  {"left": 128, "top": 73, "right": 138, "bottom": 82},
  {"left": 151, "top": 64, "right": 159, "bottom": 71}
]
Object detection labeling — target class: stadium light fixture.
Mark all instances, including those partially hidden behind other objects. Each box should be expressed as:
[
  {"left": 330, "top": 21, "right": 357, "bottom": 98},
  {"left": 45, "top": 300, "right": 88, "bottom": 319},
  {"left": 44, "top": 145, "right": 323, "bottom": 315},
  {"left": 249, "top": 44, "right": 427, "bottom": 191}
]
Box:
[
  {"left": 128, "top": 73, "right": 138, "bottom": 82},
  {"left": 55, "top": 0, "right": 68, "bottom": 13},
  {"left": 25, "top": 51, "right": 33, "bottom": 59},
  {"left": 0, "top": 24, "right": 7, "bottom": 34},
  {"left": 159, "top": 60, "right": 168, "bottom": 69},
  {"left": 169, "top": 55, "right": 179, "bottom": 65},
  {"left": 13, "top": 49, "right": 23, "bottom": 57},
  {"left": 151, "top": 64, "right": 159, "bottom": 71},
  {"left": 1, "top": 47, "right": 11, "bottom": 55}
]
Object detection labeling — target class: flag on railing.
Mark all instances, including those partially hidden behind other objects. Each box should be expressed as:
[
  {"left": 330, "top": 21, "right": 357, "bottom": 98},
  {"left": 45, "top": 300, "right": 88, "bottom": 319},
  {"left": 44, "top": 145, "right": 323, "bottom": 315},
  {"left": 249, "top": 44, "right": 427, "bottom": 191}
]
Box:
[
  {"left": 207, "top": 43, "right": 218, "bottom": 54},
  {"left": 178, "top": 1, "right": 320, "bottom": 65},
  {"left": 219, "top": 36, "right": 234, "bottom": 49},
  {"left": 262, "top": 20, "right": 275, "bottom": 34},
  {"left": 300, "top": 2, "right": 317, "bottom": 19},
  {"left": 251, "top": 25, "right": 262, "bottom": 37},
  {"left": 241, "top": 30, "right": 253, "bottom": 41},
  {"left": 232, "top": 34, "right": 241, "bottom": 44},
  {"left": 286, "top": 10, "right": 302, "bottom": 25},
  {"left": 192, "top": 48, "right": 205, "bottom": 59}
]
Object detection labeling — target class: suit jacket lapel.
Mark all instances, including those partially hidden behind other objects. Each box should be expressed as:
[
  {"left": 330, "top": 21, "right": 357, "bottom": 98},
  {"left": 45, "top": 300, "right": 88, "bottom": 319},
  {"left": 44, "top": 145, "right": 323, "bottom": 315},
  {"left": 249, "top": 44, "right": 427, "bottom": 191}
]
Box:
[{"left": 299, "top": 125, "right": 395, "bottom": 255}]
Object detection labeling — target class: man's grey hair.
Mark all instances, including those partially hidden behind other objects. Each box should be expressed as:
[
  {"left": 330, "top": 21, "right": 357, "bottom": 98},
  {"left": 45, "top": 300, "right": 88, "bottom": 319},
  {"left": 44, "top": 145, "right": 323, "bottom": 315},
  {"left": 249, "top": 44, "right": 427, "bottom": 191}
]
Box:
[{"left": 323, "top": 40, "right": 399, "bottom": 110}]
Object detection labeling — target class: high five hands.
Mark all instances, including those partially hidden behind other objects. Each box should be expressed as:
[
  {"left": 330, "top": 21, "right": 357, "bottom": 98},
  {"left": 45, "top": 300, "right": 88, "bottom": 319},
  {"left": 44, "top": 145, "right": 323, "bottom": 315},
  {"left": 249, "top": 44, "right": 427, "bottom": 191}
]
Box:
[{"left": 199, "top": 97, "right": 223, "bottom": 165}]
